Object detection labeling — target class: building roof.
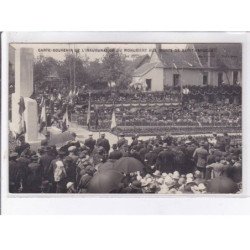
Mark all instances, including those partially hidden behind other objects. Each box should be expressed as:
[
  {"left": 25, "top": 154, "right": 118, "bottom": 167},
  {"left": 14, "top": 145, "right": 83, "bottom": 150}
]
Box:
[
  {"left": 133, "top": 49, "right": 202, "bottom": 77},
  {"left": 192, "top": 43, "right": 242, "bottom": 70},
  {"left": 125, "top": 54, "right": 150, "bottom": 75},
  {"left": 158, "top": 50, "right": 202, "bottom": 69},
  {"left": 132, "top": 43, "right": 242, "bottom": 77},
  {"left": 133, "top": 62, "right": 160, "bottom": 77}
]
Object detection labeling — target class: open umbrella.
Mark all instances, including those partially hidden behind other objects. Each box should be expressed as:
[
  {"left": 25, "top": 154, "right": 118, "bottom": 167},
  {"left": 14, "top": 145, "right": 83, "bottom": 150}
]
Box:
[
  {"left": 97, "top": 159, "right": 116, "bottom": 172},
  {"left": 206, "top": 176, "right": 239, "bottom": 194},
  {"left": 114, "top": 157, "right": 145, "bottom": 174},
  {"left": 87, "top": 170, "right": 124, "bottom": 193}
]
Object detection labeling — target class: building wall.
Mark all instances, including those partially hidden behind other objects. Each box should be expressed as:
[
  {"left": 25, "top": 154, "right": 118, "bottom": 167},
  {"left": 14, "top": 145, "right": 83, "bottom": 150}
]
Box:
[
  {"left": 209, "top": 70, "right": 242, "bottom": 86},
  {"left": 132, "top": 67, "right": 242, "bottom": 91},
  {"left": 164, "top": 68, "right": 204, "bottom": 87},
  {"left": 133, "top": 67, "right": 164, "bottom": 91}
]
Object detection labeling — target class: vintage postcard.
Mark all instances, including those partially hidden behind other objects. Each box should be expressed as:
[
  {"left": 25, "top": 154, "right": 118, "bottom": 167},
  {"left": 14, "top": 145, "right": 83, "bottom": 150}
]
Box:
[{"left": 6, "top": 40, "right": 242, "bottom": 196}]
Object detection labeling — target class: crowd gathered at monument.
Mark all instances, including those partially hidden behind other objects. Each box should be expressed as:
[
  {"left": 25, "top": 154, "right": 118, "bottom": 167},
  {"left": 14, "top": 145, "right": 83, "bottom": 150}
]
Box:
[{"left": 9, "top": 129, "right": 242, "bottom": 194}]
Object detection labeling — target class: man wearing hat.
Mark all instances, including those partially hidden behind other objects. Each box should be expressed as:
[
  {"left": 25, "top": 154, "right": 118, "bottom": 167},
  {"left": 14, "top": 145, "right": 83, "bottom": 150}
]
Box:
[
  {"left": 193, "top": 141, "right": 209, "bottom": 178},
  {"left": 109, "top": 144, "right": 123, "bottom": 160},
  {"left": 130, "top": 134, "right": 139, "bottom": 149},
  {"left": 14, "top": 135, "right": 30, "bottom": 156},
  {"left": 96, "top": 133, "right": 110, "bottom": 154},
  {"left": 117, "top": 133, "right": 128, "bottom": 149},
  {"left": 76, "top": 152, "right": 92, "bottom": 185},
  {"left": 84, "top": 132, "right": 96, "bottom": 154},
  {"left": 26, "top": 154, "right": 43, "bottom": 193},
  {"left": 67, "top": 132, "right": 81, "bottom": 148},
  {"left": 15, "top": 147, "right": 32, "bottom": 192},
  {"left": 156, "top": 143, "right": 175, "bottom": 173},
  {"left": 9, "top": 152, "right": 21, "bottom": 193},
  {"left": 40, "top": 146, "right": 56, "bottom": 181},
  {"left": 68, "top": 146, "right": 78, "bottom": 163}
]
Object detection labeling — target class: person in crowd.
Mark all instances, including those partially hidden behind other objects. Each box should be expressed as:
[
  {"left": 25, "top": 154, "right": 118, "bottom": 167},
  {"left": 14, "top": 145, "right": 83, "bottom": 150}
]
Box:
[
  {"left": 14, "top": 135, "right": 30, "bottom": 156},
  {"left": 26, "top": 155, "right": 42, "bottom": 193},
  {"left": 156, "top": 143, "right": 175, "bottom": 173},
  {"left": 193, "top": 141, "right": 209, "bottom": 178},
  {"left": 109, "top": 144, "right": 123, "bottom": 160},
  {"left": 49, "top": 150, "right": 67, "bottom": 193},
  {"left": 41, "top": 132, "right": 50, "bottom": 146},
  {"left": 117, "top": 133, "right": 128, "bottom": 149},
  {"left": 40, "top": 146, "right": 56, "bottom": 181},
  {"left": 96, "top": 133, "right": 110, "bottom": 154},
  {"left": 9, "top": 152, "right": 21, "bottom": 193},
  {"left": 84, "top": 132, "right": 96, "bottom": 154}
]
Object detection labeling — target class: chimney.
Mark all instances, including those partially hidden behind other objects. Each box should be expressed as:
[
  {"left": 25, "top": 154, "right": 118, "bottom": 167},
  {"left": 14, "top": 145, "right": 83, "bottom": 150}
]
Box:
[{"left": 156, "top": 43, "right": 162, "bottom": 53}]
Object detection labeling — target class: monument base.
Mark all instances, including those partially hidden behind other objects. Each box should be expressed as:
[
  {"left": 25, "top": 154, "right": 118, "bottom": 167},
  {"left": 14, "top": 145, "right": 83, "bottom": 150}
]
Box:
[{"left": 26, "top": 140, "right": 41, "bottom": 151}]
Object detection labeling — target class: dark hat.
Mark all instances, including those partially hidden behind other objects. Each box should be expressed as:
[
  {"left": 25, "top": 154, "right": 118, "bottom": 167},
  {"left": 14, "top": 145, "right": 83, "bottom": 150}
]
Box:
[
  {"left": 19, "top": 135, "right": 25, "bottom": 141},
  {"left": 112, "top": 144, "right": 118, "bottom": 149},
  {"left": 58, "top": 150, "right": 66, "bottom": 156},
  {"left": 44, "top": 146, "right": 52, "bottom": 152},
  {"left": 120, "top": 133, "right": 125, "bottom": 137},
  {"left": 30, "top": 150, "right": 37, "bottom": 156},
  {"left": 71, "top": 132, "right": 76, "bottom": 137},
  {"left": 31, "top": 155, "right": 39, "bottom": 161}
]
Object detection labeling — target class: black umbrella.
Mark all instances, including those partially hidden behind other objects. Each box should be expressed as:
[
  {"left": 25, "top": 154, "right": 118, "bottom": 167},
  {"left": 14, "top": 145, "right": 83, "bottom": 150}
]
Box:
[
  {"left": 207, "top": 176, "right": 239, "bottom": 194},
  {"left": 114, "top": 157, "right": 145, "bottom": 174},
  {"left": 87, "top": 170, "right": 124, "bottom": 193}
]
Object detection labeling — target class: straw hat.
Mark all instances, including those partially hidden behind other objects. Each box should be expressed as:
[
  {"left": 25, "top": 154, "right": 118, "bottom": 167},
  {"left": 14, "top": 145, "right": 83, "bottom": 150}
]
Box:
[
  {"left": 172, "top": 171, "right": 180, "bottom": 180},
  {"left": 153, "top": 170, "right": 161, "bottom": 177}
]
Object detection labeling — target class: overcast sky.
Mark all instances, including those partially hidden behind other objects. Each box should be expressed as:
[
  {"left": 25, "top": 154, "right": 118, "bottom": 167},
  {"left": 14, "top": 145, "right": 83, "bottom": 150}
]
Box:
[{"left": 11, "top": 43, "right": 187, "bottom": 61}]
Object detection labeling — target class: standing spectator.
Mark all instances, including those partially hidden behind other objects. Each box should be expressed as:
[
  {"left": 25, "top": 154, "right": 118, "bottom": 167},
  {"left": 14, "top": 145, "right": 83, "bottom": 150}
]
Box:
[
  {"left": 156, "top": 143, "right": 175, "bottom": 173},
  {"left": 193, "top": 141, "right": 209, "bottom": 178},
  {"left": 96, "top": 133, "right": 110, "bottom": 154},
  {"left": 26, "top": 155, "right": 43, "bottom": 193},
  {"left": 84, "top": 132, "right": 96, "bottom": 154}
]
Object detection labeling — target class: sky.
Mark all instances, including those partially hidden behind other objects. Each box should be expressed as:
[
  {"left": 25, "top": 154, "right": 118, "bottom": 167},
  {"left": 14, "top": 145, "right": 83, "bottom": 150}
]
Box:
[{"left": 10, "top": 43, "right": 187, "bottom": 61}]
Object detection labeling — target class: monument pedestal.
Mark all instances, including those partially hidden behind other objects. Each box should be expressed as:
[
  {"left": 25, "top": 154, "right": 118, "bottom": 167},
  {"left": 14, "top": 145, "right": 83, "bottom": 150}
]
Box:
[
  {"left": 9, "top": 47, "right": 41, "bottom": 150},
  {"left": 24, "top": 97, "right": 41, "bottom": 150}
]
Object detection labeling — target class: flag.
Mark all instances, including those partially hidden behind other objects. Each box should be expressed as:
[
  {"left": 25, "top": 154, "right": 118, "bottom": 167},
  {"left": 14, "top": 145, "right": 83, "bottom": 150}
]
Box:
[
  {"left": 111, "top": 110, "right": 117, "bottom": 130},
  {"left": 39, "top": 99, "right": 47, "bottom": 133},
  {"left": 17, "top": 96, "right": 26, "bottom": 136},
  {"left": 39, "top": 96, "right": 44, "bottom": 107},
  {"left": 50, "top": 94, "right": 55, "bottom": 102},
  {"left": 40, "top": 100, "right": 46, "bottom": 123},
  {"left": 86, "top": 93, "right": 91, "bottom": 129},
  {"left": 197, "top": 119, "right": 202, "bottom": 127},
  {"left": 94, "top": 107, "right": 99, "bottom": 129},
  {"left": 62, "top": 107, "right": 70, "bottom": 127}
]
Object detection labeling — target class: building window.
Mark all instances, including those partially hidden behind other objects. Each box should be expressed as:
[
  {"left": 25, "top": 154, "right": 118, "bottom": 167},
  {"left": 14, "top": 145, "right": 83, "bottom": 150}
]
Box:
[
  {"left": 203, "top": 72, "right": 208, "bottom": 85},
  {"left": 233, "top": 71, "right": 238, "bottom": 85},
  {"left": 146, "top": 79, "right": 152, "bottom": 91},
  {"left": 173, "top": 74, "right": 180, "bottom": 87},
  {"left": 218, "top": 72, "right": 223, "bottom": 86}
]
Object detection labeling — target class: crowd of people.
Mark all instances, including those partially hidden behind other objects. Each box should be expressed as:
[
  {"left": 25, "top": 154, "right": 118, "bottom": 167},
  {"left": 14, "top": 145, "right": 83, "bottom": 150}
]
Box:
[
  {"left": 17, "top": 84, "right": 239, "bottom": 135},
  {"left": 9, "top": 132, "right": 242, "bottom": 194}
]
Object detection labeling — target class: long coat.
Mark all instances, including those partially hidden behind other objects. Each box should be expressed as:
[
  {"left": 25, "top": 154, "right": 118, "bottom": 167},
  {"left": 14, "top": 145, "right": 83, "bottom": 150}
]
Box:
[
  {"left": 97, "top": 138, "right": 110, "bottom": 153},
  {"left": 156, "top": 148, "right": 175, "bottom": 173}
]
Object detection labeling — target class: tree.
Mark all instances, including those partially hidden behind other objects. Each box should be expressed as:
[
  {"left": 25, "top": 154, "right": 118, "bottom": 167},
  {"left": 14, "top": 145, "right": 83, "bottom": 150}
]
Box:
[
  {"left": 58, "top": 53, "right": 90, "bottom": 89},
  {"left": 34, "top": 55, "right": 59, "bottom": 83},
  {"left": 101, "top": 49, "right": 127, "bottom": 87}
]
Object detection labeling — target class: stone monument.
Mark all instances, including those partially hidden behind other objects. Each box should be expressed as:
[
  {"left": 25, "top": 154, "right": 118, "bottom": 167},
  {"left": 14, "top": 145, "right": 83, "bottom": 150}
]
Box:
[{"left": 10, "top": 46, "right": 41, "bottom": 150}]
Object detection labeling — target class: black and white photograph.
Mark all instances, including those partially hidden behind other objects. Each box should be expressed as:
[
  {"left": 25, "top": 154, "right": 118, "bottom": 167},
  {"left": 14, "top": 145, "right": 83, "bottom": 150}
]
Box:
[{"left": 8, "top": 42, "right": 242, "bottom": 195}]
